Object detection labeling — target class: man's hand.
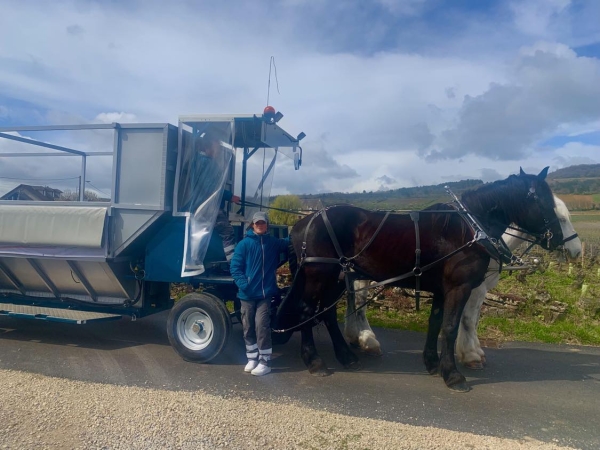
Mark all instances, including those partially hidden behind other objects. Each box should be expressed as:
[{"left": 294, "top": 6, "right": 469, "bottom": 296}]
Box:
[{"left": 231, "top": 195, "right": 241, "bottom": 204}]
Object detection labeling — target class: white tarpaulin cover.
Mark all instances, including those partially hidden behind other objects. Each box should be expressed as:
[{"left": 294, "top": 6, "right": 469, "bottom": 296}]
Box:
[{"left": 0, "top": 205, "right": 107, "bottom": 248}]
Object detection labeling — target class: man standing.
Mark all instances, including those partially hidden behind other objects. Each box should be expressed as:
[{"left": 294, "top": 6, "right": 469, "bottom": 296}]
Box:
[{"left": 230, "top": 211, "right": 289, "bottom": 376}]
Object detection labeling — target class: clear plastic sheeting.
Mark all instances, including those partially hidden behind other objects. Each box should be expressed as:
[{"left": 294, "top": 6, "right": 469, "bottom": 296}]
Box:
[
  {"left": 235, "top": 147, "right": 277, "bottom": 223},
  {"left": 176, "top": 120, "right": 235, "bottom": 276}
]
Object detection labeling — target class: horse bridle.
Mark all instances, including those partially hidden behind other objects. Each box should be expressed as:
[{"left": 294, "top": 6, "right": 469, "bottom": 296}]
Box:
[{"left": 512, "top": 186, "right": 578, "bottom": 250}]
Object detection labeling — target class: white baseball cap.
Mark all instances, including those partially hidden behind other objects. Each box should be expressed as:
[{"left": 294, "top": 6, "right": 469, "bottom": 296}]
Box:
[{"left": 252, "top": 211, "right": 269, "bottom": 224}]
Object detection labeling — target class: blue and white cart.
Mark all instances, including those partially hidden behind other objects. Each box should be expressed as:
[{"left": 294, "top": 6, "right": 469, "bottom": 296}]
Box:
[{"left": 0, "top": 111, "right": 305, "bottom": 362}]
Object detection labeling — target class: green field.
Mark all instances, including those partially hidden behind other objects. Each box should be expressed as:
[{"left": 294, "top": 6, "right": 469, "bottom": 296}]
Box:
[{"left": 570, "top": 213, "right": 600, "bottom": 221}]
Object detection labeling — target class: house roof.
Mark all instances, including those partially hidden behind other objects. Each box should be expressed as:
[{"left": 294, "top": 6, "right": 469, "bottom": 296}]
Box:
[
  {"left": 299, "top": 198, "right": 324, "bottom": 211},
  {"left": 0, "top": 184, "right": 63, "bottom": 201}
]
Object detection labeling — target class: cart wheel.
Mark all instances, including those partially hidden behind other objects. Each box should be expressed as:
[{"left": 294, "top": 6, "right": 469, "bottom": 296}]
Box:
[{"left": 167, "top": 292, "right": 231, "bottom": 363}]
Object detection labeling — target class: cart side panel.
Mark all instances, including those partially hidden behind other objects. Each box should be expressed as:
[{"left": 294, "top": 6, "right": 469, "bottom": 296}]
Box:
[
  {"left": 115, "top": 125, "right": 177, "bottom": 209},
  {"left": 109, "top": 124, "right": 177, "bottom": 257},
  {"left": 145, "top": 218, "right": 187, "bottom": 283}
]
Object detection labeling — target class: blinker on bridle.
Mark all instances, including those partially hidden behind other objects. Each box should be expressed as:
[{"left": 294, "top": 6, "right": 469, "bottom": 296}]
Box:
[{"left": 526, "top": 186, "right": 555, "bottom": 248}]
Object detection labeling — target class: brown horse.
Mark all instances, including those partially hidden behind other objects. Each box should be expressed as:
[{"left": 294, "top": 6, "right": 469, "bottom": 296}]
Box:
[{"left": 275, "top": 168, "right": 564, "bottom": 392}]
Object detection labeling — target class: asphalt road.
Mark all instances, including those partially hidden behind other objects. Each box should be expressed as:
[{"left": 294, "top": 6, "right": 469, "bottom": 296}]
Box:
[{"left": 0, "top": 313, "right": 598, "bottom": 449}]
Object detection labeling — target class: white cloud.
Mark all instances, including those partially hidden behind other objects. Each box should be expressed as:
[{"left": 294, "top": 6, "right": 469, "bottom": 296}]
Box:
[
  {"left": 510, "top": 0, "right": 571, "bottom": 38},
  {"left": 94, "top": 112, "right": 137, "bottom": 124},
  {"left": 0, "top": 1, "right": 598, "bottom": 196},
  {"left": 551, "top": 142, "right": 600, "bottom": 167},
  {"left": 423, "top": 42, "right": 600, "bottom": 162}
]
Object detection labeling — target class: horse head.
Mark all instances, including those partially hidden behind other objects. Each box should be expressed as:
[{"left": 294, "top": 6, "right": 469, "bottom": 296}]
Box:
[
  {"left": 514, "top": 167, "right": 564, "bottom": 251},
  {"left": 503, "top": 194, "right": 582, "bottom": 259},
  {"left": 462, "top": 167, "right": 564, "bottom": 250}
]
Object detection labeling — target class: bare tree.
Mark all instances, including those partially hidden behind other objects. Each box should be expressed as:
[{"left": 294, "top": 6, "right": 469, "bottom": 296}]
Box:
[{"left": 59, "top": 189, "right": 100, "bottom": 202}]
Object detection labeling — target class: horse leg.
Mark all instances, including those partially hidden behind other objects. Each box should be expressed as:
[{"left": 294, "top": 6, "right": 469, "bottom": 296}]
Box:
[
  {"left": 423, "top": 294, "right": 443, "bottom": 375},
  {"left": 344, "top": 286, "right": 360, "bottom": 346},
  {"left": 439, "top": 285, "right": 472, "bottom": 392},
  {"left": 297, "top": 271, "right": 342, "bottom": 376},
  {"left": 456, "top": 283, "right": 487, "bottom": 370},
  {"left": 457, "top": 269, "right": 499, "bottom": 368},
  {"left": 300, "top": 324, "right": 331, "bottom": 376},
  {"left": 344, "top": 280, "right": 382, "bottom": 356},
  {"left": 323, "top": 306, "right": 361, "bottom": 370}
]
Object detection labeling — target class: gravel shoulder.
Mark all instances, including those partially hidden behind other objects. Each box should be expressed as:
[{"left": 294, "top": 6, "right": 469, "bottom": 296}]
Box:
[{"left": 0, "top": 369, "right": 577, "bottom": 450}]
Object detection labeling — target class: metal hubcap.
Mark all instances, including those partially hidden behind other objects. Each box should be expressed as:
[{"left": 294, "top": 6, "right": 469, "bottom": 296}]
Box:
[
  {"left": 176, "top": 307, "right": 214, "bottom": 351},
  {"left": 191, "top": 320, "right": 204, "bottom": 334}
]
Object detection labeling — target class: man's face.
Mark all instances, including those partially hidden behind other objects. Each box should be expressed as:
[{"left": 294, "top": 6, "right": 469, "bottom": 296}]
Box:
[
  {"left": 205, "top": 141, "right": 220, "bottom": 159},
  {"left": 252, "top": 220, "right": 268, "bottom": 235}
]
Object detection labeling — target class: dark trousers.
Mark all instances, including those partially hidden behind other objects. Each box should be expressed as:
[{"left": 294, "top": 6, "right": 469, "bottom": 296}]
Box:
[
  {"left": 241, "top": 298, "right": 272, "bottom": 364},
  {"left": 214, "top": 209, "right": 236, "bottom": 261}
]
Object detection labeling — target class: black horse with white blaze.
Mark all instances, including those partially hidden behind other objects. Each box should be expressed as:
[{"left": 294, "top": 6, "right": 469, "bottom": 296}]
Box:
[{"left": 275, "top": 168, "right": 564, "bottom": 392}]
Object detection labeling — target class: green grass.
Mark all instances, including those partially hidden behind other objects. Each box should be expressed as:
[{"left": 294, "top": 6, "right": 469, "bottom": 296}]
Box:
[
  {"left": 478, "top": 317, "right": 600, "bottom": 345},
  {"left": 337, "top": 302, "right": 431, "bottom": 332}
]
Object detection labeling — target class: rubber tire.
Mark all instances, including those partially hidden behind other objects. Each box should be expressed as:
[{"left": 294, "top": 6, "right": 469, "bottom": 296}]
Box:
[{"left": 167, "top": 292, "right": 232, "bottom": 363}]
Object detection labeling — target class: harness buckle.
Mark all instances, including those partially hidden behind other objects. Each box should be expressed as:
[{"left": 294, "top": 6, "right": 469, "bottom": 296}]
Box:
[
  {"left": 527, "top": 187, "right": 538, "bottom": 200},
  {"left": 545, "top": 230, "right": 553, "bottom": 248},
  {"left": 339, "top": 256, "right": 354, "bottom": 273}
]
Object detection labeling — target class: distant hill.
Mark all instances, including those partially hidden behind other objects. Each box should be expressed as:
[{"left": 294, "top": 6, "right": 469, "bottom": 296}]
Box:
[
  {"left": 546, "top": 164, "right": 600, "bottom": 179},
  {"left": 298, "top": 179, "right": 484, "bottom": 210},
  {"left": 278, "top": 164, "right": 600, "bottom": 211},
  {"left": 546, "top": 164, "right": 600, "bottom": 195}
]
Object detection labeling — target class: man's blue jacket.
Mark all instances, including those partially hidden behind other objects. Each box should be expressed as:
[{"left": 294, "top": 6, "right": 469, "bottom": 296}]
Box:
[{"left": 230, "top": 229, "right": 289, "bottom": 301}]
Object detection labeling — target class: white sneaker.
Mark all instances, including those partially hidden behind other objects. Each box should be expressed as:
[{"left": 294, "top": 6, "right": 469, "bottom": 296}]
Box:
[
  {"left": 251, "top": 362, "right": 271, "bottom": 376},
  {"left": 244, "top": 359, "right": 259, "bottom": 373}
]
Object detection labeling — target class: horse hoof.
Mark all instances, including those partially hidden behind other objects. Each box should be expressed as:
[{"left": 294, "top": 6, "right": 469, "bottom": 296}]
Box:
[
  {"left": 308, "top": 359, "right": 332, "bottom": 377},
  {"left": 344, "top": 360, "right": 362, "bottom": 371},
  {"left": 309, "top": 367, "right": 332, "bottom": 377},
  {"left": 447, "top": 381, "right": 471, "bottom": 393},
  {"left": 363, "top": 347, "right": 383, "bottom": 357},
  {"left": 480, "top": 356, "right": 487, "bottom": 365},
  {"left": 427, "top": 366, "right": 440, "bottom": 376},
  {"left": 463, "top": 361, "right": 484, "bottom": 370}
]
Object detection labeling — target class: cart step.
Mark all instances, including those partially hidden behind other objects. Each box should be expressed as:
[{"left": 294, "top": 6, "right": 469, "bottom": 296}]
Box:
[{"left": 0, "top": 302, "right": 122, "bottom": 324}]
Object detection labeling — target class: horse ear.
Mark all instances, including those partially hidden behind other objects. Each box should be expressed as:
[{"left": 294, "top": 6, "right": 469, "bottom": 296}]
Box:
[
  {"left": 519, "top": 167, "right": 526, "bottom": 176},
  {"left": 537, "top": 166, "right": 549, "bottom": 180}
]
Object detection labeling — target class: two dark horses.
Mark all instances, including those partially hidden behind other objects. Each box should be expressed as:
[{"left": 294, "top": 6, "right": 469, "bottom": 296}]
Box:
[{"left": 275, "top": 168, "right": 564, "bottom": 392}]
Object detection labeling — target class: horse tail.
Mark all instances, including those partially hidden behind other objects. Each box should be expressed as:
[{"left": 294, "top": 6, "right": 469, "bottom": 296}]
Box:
[{"left": 288, "top": 233, "right": 299, "bottom": 276}]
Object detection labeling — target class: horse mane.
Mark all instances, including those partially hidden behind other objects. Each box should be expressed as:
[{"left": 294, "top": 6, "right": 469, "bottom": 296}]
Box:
[
  {"left": 426, "top": 202, "right": 471, "bottom": 241},
  {"left": 460, "top": 174, "right": 554, "bottom": 221}
]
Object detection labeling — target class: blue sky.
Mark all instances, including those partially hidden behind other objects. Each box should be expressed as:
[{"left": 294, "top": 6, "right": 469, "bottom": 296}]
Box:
[{"left": 1, "top": 0, "right": 599, "bottom": 196}]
